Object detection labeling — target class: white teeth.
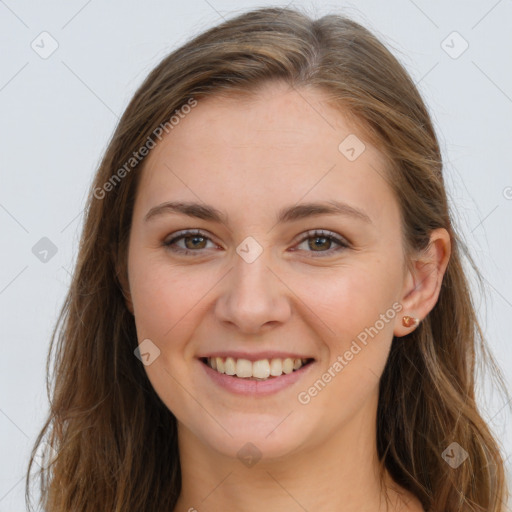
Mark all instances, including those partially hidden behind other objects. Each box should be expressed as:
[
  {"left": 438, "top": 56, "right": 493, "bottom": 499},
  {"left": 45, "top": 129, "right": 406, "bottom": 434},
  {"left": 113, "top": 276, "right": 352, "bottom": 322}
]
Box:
[
  {"left": 269, "top": 359, "right": 282, "bottom": 376},
  {"left": 252, "top": 359, "right": 270, "bottom": 379},
  {"left": 282, "top": 358, "right": 294, "bottom": 374},
  {"left": 236, "top": 358, "right": 252, "bottom": 378},
  {"left": 206, "top": 356, "right": 309, "bottom": 379},
  {"left": 225, "top": 357, "right": 236, "bottom": 375}
]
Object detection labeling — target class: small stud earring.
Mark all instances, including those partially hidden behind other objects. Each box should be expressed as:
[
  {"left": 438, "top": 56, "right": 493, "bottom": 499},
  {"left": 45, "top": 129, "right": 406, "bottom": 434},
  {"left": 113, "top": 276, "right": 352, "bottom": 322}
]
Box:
[{"left": 402, "top": 315, "right": 420, "bottom": 328}]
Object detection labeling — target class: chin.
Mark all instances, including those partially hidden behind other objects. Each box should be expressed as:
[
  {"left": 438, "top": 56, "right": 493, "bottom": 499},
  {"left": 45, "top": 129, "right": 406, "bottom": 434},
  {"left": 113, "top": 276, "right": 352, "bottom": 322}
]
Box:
[{"left": 184, "top": 412, "right": 314, "bottom": 463}]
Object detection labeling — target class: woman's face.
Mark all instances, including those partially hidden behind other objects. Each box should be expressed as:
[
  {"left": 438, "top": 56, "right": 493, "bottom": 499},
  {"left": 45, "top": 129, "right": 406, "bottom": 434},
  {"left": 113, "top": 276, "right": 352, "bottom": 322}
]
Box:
[{"left": 126, "top": 81, "right": 410, "bottom": 461}]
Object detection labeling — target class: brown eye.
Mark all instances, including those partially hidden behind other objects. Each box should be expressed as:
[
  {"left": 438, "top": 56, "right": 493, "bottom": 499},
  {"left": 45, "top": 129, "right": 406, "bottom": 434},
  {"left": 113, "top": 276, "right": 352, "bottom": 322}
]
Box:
[
  {"left": 183, "top": 234, "right": 207, "bottom": 250},
  {"left": 308, "top": 235, "right": 332, "bottom": 251},
  {"left": 294, "top": 230, "right": 349, "bottom": 256},
  {"left": 164, "top": 230, "right": 216, "bottom": 255}
]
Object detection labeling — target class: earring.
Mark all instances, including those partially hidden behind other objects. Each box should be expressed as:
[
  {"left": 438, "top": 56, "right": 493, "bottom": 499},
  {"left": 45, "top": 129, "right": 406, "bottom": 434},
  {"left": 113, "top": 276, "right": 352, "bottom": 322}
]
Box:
[{"left": 402, "top": 315, "right": 420, "bottom": 328}]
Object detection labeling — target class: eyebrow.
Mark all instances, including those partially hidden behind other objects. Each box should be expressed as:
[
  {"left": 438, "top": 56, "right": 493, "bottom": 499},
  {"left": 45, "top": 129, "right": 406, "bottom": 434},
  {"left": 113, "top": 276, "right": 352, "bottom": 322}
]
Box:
[{"left": 144, "top": 199, "right": 372, "bottom": 225}]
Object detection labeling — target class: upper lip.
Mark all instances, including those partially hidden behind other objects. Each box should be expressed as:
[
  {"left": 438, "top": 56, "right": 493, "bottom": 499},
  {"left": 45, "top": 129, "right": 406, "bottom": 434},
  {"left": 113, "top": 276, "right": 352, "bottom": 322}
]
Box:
[{"left": 198, "top": 351, "right": 315, "bottom": 362}]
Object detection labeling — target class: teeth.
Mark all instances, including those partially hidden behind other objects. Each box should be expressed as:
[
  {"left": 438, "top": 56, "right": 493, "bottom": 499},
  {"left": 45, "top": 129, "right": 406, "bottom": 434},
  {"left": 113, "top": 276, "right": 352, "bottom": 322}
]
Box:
[
  {"left": 236, "top": 358, "right": 252, "bottom": 378},
  {"left": 225, "top": 357, "right": 236, "bottom": 376},
  {"left": 269, "top": 358, "right": 282, "bottom": 376},
  {"left": 282, "top": 358, "right": 294, "bottom": 374},
  {"left": 206, "top": 357, "right": 309, "bottom": 379},
  {"left": 253, "top": 359, "right": 270, "bottom": 379}
]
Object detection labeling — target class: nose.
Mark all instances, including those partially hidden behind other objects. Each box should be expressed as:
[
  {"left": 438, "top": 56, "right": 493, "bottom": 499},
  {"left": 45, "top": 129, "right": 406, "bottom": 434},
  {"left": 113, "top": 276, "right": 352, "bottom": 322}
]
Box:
[{"left": 214, "top": 248, "right": 292, "bottom": 334}]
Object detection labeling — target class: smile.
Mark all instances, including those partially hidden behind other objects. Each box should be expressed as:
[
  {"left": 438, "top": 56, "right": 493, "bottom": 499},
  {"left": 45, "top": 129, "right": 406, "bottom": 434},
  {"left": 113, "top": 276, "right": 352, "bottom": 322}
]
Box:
[{"left": 201, "top": 356, "right": 314, "bottom": 380}]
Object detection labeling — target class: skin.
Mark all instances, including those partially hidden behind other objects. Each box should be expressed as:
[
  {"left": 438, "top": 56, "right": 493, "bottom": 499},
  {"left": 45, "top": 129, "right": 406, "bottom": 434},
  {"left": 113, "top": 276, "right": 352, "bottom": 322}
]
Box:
[{"left": 124, "top": 81, "right": 451, "bottom": 512}]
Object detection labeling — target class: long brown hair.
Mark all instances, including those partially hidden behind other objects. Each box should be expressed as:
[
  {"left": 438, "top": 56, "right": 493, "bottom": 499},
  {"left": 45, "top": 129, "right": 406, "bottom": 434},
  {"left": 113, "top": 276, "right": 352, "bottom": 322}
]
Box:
[{"left": 26, "top": 6, "right": 510, "bottom": 511}]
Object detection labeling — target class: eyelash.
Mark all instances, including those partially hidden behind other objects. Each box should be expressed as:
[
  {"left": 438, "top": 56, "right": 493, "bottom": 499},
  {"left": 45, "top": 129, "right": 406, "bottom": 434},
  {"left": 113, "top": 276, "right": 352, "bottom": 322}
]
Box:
[{"left": 163, "top": 229, "right": 350, "bottom": 257}]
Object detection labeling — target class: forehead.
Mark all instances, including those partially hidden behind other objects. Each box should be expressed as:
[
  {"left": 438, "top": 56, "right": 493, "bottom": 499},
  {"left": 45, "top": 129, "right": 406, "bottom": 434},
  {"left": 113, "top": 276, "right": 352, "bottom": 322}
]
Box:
[{"left": 135, "top": 82, "right": 396, "bottom": 227}]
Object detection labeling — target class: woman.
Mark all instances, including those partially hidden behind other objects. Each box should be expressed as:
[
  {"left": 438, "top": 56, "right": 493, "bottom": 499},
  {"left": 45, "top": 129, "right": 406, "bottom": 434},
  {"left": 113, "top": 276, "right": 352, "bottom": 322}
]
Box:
[{"left": 27, "top": 6, "right": 510, "bottom": 511}]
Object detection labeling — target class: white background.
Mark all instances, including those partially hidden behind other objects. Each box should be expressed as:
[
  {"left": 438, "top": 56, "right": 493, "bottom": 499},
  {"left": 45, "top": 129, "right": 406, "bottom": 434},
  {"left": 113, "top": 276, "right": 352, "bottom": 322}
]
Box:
[{"left": 1, "top": 0, "right": 511, "bottom": 510}]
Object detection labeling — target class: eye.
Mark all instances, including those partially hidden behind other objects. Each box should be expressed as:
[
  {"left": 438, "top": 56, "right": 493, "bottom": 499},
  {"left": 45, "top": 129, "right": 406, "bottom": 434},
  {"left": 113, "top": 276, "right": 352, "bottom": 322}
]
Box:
[
  {"left": 292, "top": 229, "right": 349, "bottom": 257},
  {"left": 163, "top": 229, "right": 218, "bottom": 255},
  {"left": 163, "top": 229, "right": 350, "bottom": 257}
]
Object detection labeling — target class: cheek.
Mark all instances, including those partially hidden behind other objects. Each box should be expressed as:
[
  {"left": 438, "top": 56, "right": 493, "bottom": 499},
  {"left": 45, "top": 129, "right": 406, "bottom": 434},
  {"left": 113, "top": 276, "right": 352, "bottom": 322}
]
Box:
[
  {"left": 127, "top": 253, "right": 204, "bottom": 414},
  {"left": 293, "top": 257, "right": 402, "bottom": 341},
  {"left": 292, "top": 257, "right": 402, "bottom": 409},
  {"left": 128, "top": 246, "right": 202, "bottom": 337}
]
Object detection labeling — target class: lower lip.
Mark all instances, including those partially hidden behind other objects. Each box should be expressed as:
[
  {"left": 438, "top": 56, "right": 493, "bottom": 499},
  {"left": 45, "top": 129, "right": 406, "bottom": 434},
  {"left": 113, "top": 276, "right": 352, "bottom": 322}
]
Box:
[{"left": 198, "top": 359, "right": 315, "bottom": 397}]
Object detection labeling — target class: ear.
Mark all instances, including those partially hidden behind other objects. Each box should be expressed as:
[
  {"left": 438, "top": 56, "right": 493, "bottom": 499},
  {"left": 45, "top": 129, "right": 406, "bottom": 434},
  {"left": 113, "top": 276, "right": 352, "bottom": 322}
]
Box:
[
  {"left": 115, "top": 257, "right": 134, "bottom": 316},
  {"left": 394, "top": 228, "right": 451, "bottom": 337}
]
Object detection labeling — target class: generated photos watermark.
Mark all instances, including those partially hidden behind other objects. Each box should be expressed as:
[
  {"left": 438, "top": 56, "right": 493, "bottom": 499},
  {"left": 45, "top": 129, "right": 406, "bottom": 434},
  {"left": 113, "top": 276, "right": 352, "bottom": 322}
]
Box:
[
  {"left": 94, "top": 97, "right": 197, "bottom": 200},
  {"left": 297, "top": 301, "right": 403, "bottom": 405}
]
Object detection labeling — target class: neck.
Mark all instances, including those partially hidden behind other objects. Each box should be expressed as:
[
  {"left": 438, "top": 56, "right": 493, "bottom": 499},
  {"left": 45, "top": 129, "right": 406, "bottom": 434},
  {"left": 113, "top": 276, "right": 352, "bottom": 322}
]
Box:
[{"left": 173, "top": 394, "right": 415, "bottom": 512}]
